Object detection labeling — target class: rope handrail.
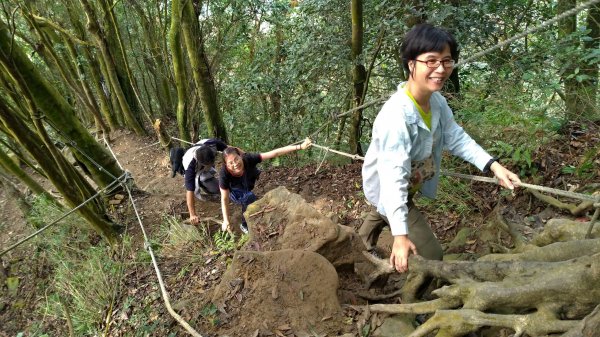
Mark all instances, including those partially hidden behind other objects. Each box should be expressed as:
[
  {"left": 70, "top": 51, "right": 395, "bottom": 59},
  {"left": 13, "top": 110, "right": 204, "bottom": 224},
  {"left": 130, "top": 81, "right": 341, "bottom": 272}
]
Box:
[
  {"left": 0, "top": 172, "right": 128, "bottom": 257},
  {"left": 101, "top": 138, "right": 204, "bottom": 337},
  {"left": 310, "top": 142, "right": 600, "bottom": 205},
  {"left": 455, "top": 0, "right": 600, "bottom": 68}
]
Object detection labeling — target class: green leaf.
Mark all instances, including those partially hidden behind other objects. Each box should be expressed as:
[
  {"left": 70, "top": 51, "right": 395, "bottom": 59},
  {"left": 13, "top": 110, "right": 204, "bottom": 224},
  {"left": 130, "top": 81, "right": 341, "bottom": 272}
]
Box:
[{"left": 6, "top": 277, "right": 19, "bottom": 295}]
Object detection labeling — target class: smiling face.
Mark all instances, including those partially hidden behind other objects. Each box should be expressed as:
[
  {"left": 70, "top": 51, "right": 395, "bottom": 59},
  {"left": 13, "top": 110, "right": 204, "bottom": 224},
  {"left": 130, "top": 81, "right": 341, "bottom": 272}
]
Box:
[
  {"left": 225, "top": 153, "right": 244, "bottom": 176},
  {"left": 408, "top": 45, "right": 454, "bottom": 95}
]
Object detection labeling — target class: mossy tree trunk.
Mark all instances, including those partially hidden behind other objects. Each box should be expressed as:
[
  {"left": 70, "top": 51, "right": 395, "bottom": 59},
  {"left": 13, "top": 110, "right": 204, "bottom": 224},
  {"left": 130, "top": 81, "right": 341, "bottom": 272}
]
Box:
[
  {"left": 62, "top": 0, "right": 120, "bottom": 132},
  {"left": 182, "top": 0, "right": 228, "bottom": 142},
  {"left": 97, "top": 0, "right": 141, "bottom": 120},
  {"left": 0, "top": 139, "right": 51, "bottom": 201},
  {"left": 557, "top": 0, "right": 590, "bottom": 121},
  {"left": 130, "top": 0, "right": 174, "bottom": 119},
  {"left": 99, "top": 0, "right": 152, "bottom": 125},
  {"left": 79, "top": 0, "right": 146, "bottom": 136},
  {"left": 169, "top": 0, "right": 190, "bottom": 142},
  {"left": 583, "top": 3, "right": 599, "bottom": 121},
  {"left": 0, "top": 98, "right": 119, "bottom": 244},
  {"left": 349, "top": 0, "right": 365, "bottom": 156},
  {"left": 0, "top": 20, "right": 124, "bottom": 189}
]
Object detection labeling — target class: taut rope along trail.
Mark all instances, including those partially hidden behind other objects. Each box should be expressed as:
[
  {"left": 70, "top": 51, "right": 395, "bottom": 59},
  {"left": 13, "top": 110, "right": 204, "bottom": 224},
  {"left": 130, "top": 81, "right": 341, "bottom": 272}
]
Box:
[
  {"left": 102, "top": 138, "right": 205, "bottom": 337},
  {"left": 2, "top": 2, "right": 597, "bottom": 336},
  {"left": 309, "top": 141, "right": 600, "bottom": 236}
]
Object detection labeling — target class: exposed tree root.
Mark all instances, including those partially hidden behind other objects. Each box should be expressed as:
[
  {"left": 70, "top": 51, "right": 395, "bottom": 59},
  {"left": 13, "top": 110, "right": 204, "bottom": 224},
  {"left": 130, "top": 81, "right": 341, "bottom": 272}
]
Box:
[
  {"left": 479, "top": 238, "right": 600, "bottom": 262},
  {"left": 528, "top": 188, "right": 594, "bottom": 216},
  {"left": 357, "top": 288, "right": 403, "bottom": 301},
  {"left": 561, "top": 304, "right": 600, "bottom": 337},
  {"left": 410, "top": 308, "right": 578, "bottom": 337},
  {"left": 365, "top": 252, "right": 600, "bottom": 336}
]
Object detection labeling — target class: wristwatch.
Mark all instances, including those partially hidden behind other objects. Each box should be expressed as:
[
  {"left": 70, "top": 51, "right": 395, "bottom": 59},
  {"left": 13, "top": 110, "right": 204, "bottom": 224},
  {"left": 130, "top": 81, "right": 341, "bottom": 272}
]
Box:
[{"left": 483, "top": 157, "right": 499, "bottom": 174}]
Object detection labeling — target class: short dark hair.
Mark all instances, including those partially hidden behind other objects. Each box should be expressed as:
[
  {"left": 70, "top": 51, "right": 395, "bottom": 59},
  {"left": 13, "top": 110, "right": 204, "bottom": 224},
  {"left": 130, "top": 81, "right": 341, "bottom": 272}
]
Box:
[
  {"left": 223, "top": 146, "right": 243, "bottom": 157},
  {"left": 400, "top": 24, "right": 459, "bottom": 74},
  {"left": 195, "top": 146, "right": 216, "bottom": 166}
]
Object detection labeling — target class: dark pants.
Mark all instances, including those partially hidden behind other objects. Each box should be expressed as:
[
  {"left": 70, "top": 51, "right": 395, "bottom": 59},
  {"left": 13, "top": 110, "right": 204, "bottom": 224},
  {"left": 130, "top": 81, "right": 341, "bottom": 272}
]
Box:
[
  {"left": 229, "top": 189, "right": 257, "bottom": 226},
  {"left": 358, "top": 203, "right": 443, "bottom": 261}
]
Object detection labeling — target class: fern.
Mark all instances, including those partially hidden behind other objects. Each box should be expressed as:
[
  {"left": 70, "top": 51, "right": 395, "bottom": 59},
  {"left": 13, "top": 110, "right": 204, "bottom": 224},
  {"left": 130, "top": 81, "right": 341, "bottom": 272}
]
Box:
[{"left": 213, "top": 231, "right": 236, "bottom": 252}]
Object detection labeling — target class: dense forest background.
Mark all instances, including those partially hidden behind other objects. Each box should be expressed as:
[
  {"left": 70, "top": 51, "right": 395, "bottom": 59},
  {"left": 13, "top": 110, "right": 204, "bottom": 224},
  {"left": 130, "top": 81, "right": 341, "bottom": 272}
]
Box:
[{"left": 0, "top": 0, "right": 599, "bottom": 336}]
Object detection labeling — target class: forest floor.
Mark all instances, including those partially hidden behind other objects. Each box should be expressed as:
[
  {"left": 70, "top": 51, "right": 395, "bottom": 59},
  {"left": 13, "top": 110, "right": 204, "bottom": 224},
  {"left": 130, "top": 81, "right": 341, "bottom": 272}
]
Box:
[{"left": 0, "top": 122, "right": 598, "bottom": 336}]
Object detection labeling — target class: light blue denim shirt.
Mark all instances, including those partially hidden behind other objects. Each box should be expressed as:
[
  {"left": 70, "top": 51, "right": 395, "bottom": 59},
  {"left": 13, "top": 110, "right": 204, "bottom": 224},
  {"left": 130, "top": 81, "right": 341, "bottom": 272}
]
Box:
[{"left": 362, "top": 83, "right": 492, "bottom": 236}]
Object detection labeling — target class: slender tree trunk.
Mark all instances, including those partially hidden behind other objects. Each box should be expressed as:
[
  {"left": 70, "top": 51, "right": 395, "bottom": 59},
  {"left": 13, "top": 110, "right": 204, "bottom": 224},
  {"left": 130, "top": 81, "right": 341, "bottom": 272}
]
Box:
[
  {"left": 97, "top": 0, "right": 140, "bottom": 119},
  {"left": 349, "top": 0, "right": 365, "bottom": 156},
  {"left": 79, "top": 0, "right": 146, "bottom": 135},
  {"left": 0, "top": 138, "right": 51, "bottom": 200},
  {"left": 443, "top": 0, "right": 461, "bottom": 100},
  {"left": 100, "top": 0, "right": 153, "bottom": 125},
  {"left": 270, "top": 23, "right": 284, "bottom": 125},
  {"left": 63, "top": 0, "right": 120, "bottom": 131},
  {"left": 24, "top": 12, "right": 109, "bottom": 135},
  {"left": 558, "top": 0, "right": 583, "bottom": 120},
  {"left": 182, "top": 0, "right": 228, "bottom": 142},
  {"left": 0, "top": 20, "right": 125, "bottom": 189},
  {"left": 583, "top": 3, "right": 599, "bottom": 120},
  {"left": 0, "top": 99, "right": 118, "bottom": 243},
  {"left": 63, "top": 37, "right": 110, "bottom": 136},
  {"left": 169, "top": 0, "right": 189, "bottom": 142}
]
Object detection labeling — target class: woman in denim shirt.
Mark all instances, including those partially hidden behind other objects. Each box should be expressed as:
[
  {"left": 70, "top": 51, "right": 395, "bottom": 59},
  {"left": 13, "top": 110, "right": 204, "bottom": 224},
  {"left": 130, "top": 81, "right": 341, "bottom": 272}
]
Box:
[{"left": 360, "top": 24, "right": 521, "bottom": 273}]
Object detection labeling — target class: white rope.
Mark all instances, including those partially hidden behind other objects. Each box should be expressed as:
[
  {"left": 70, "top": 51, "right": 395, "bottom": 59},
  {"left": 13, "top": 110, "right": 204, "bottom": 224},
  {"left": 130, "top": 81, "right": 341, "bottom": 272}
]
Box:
[
  {"left": 310, "top": 142, "right": 599, "bottom": 205},
  {"left": 0, "top": 173, "right": 127, "bottom": 257},
  {"left": 456, "top": 0, "right": 600, "bottom": 68},
  {"left": 103, "top": 135, "right": 124, "bottom": 171},
  {"left": 100, "top": 140, "right": 204, "bottom": 337},
  {"left": 171, "top": 137, "right": 195, "bottom": 146},
  {"left": 138, "top": 141, "right": 161, "bottom": 151}
]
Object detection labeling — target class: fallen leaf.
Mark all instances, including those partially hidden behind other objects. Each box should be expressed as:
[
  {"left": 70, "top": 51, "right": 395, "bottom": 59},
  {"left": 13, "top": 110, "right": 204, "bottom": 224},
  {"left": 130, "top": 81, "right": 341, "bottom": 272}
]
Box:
[{"left": 276, "top": 324, "right": 291, "bottom": 331}]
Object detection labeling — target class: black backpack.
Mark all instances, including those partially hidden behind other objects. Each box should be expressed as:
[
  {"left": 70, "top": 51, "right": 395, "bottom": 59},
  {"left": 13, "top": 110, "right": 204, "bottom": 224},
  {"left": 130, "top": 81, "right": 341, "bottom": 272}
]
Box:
[{"left": 169, "top": 147, "right": 186, "bottom": 177}]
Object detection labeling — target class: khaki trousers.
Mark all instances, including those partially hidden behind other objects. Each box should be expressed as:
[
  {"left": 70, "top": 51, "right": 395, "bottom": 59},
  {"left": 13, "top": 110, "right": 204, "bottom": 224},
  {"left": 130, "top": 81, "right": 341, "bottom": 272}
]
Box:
[{"left": 358, "top": 203, "right": 443, "bottom": 261}]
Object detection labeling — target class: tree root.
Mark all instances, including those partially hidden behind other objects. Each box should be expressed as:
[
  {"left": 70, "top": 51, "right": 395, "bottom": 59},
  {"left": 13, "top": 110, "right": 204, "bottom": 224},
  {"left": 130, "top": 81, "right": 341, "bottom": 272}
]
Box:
[
  {"left": 364, "top": 253, "right": 600, "bottom": 336},
  {"left": 479, "top": 238, "right": 600, "bottom": 262},
  {"left": 561, "top": 304, "right": 600, "bottom": 337},
  {"left": 357, "top": 288, "right": 403, "bottom": 301},
  {"left": 361, "top": 250, "right": 394, "bottom": 288},
  {"left": 528, "top": 189, "right": 594, "bottom": 216},
  {"left": 368, "top": 298, "right": 460, "bottom": 315},
  {"left": 409, "top": 308, "right": 578, "bottom": 337},
  {"left": 489, "top": 204, "right": 527, "bottom": 250}
]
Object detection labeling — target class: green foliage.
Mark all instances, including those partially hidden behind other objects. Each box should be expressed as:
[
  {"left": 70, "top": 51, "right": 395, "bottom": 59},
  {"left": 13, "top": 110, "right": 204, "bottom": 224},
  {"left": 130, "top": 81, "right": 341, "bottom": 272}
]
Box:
[
  {"left": 200, "top": 303, "right": 220, "bottom": 326},
  {"left": 26, "top": 195, "right": 126, "bottom": 336},
  {"left": 561, "top": 147, "right": 598, "bottom": 180},
  {"left": 213, "top": 230, "right": 248, "bottom": 253},
  {"left": 488, "top": 140, "right": 538, "bottom": 176},
  {"left": 213, "top": 230, "right": 236, "bottom": 252},
  {"left": 416, "top": 173, "right": 474, "bottom": 217}
]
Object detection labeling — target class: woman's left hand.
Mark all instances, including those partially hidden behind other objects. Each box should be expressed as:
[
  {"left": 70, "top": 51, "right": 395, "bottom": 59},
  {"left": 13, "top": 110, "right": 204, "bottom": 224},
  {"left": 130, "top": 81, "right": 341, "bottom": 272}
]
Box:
[
  {"left": 490, "top": 162, "right": 521, "bottom": 189},
  {"left": 300, "top": 138, "right": 312, "bottom": 150}
]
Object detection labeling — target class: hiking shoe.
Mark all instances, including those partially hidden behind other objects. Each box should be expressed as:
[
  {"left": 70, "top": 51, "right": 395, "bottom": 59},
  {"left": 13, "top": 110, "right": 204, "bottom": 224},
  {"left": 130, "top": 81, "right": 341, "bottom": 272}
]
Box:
[
  {"left": 369, "top": 249, "right": 382, "bottom": 259},
  {"left": 239, "top": 223, "right": 249, "bottom": 234}
]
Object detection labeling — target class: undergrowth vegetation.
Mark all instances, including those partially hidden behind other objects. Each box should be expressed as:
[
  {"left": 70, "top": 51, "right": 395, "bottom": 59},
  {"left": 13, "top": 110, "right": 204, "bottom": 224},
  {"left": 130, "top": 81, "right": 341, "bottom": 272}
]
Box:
[{"left": 26, "top": 196, "right": 127, "bottom": 336}]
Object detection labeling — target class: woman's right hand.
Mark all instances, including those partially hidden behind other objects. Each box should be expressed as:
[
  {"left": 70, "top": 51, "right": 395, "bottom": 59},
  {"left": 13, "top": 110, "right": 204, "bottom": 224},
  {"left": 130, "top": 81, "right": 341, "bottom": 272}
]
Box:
[
  {"left": 300, "top": 138, "right": 312, "bottom": 150},
  {"left": 221, "top": 219, "right": 231, "bottom": 232},
  {"left": 390, "top": 235, "right": 418, "bottom": 273},
  {"left": 189, "top": 214, "right": 199, "bottom": 224}
]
